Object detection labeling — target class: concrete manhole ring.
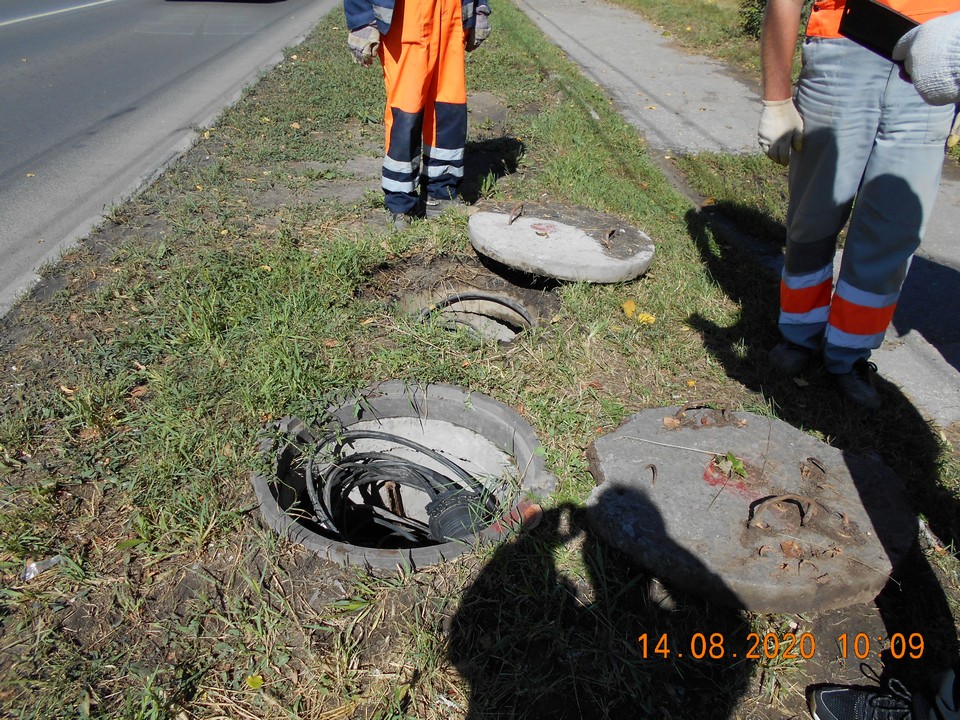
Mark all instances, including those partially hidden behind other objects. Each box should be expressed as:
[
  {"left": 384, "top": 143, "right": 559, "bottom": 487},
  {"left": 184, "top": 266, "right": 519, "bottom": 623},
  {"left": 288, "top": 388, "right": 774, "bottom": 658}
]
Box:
[
  {"left": 413, "top": 288, "right": 538, "bottom": 342},
  {"left": 251, "top": 381, "right": 556, "bottom": 569},
  {"left": 371, "top": 254, "right": 561, "bottom": 344}
]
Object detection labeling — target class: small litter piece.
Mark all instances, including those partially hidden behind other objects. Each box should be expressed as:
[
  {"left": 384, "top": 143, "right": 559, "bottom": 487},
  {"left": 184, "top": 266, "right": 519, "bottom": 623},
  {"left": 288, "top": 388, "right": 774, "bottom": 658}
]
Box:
[
  {"left": 469, "top": 203, "right": 655, "bottom": 283},
  {"left": 585, "top": 406, "right": 917, "bottom": 613},
  {"left": 23, "top": 555, "right": 63, "bottom": 582}
]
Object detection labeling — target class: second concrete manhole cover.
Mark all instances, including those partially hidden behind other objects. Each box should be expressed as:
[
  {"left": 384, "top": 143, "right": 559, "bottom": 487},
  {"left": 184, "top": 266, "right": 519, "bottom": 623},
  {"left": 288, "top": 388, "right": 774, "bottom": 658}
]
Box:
[
  {"left": 585, "top": 406, "right": 917, "bottom": 612},
  {"left": 469, "top": 203, "right": 655, "bottom": 283}
]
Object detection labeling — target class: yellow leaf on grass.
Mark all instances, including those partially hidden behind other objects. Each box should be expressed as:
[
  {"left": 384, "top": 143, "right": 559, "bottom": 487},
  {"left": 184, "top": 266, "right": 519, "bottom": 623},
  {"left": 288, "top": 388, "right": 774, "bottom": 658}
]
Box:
[
  {"left": 78, "top": 427, "right": 100, "bottom": 442},
  {"left": 687, "top": 380, "right": 696, "bottom": 388},
  {"left": 290, "top": 122, "right": 302, "bottom": 130},
  {"left": 635, "top": 312, "right": 656, "bottom": 325},
  {"left": 621, "top": 299, "right": 637, "bottom": 318},
  {"left": 246, "top": 674, "right": 263, "bottom": 690}
]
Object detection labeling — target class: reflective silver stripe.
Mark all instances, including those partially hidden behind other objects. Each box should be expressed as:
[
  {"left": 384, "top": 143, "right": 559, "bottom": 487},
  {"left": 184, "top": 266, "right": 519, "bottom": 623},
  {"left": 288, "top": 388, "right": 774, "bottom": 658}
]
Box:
[
  {"left": 825, "top": 326, "right": 885, "bottom": 349},
  {"left": 426, "top": 164, "right": 464, "bottom": 178},
  {"left": 781, "top": 264, "right": 832, "bottom": 290},
  {"left": 382, "top": 177, "right": 416, "bottom": 193},
  {"left": 383, "top": 156, "right": 418, "bottom": 174},
  {"left": 780, "top": 307, "right": 830, "bottom": 325},
  {"left": 423, "top": 146, "right": 464, "bottom": 161},
  {"left": 834, "top": 279, "right": 899, "bottom": 309},
  {"left": 373, "top": 6, "right": 393, "bottom": 25}
]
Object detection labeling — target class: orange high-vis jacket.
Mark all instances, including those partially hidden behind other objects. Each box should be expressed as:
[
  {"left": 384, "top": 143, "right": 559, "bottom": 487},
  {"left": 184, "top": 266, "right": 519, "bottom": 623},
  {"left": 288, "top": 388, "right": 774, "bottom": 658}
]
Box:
[{"left": 807, "top": 0, "right": 960, "bottom": 38}]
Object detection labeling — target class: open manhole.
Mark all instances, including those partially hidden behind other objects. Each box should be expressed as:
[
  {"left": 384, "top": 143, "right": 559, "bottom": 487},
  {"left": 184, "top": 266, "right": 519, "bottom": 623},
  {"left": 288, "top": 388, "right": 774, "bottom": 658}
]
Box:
[
  {"left": 251, "top": 381, "right": 556, "bottom": 569},
  {"left": 585, "top": 405, "right": 918, "bottom": 613},
  {"left": 413, "top": 289, "right": 536, "bottom": 342},
  {"left": 368, "top": 253, "right": 560, "bottom": 343}
]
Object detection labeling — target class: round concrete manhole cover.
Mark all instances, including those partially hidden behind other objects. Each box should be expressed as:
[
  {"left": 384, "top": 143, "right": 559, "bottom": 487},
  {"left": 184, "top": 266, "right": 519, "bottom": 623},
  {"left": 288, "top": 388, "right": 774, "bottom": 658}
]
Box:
[
  {"left": 585, "top": 406, "right": 917, "bottom": 613},
  {"left": 468, "top": 203, "right": 655, "bottom": 283},
  {"left": 252, "top": 381, "right": 556, "bottom": 569}
]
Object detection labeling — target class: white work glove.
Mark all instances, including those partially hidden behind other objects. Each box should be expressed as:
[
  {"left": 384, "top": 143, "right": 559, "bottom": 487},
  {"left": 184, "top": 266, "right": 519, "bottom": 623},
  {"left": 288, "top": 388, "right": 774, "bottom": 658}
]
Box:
[
  {"left": 758, "top": 99, "right": 804, "bottom": 165},
  {"left": 467, "top": 5, "right": 491, "bottom": 52},
  {"left": 893, "top": 12, "right": 960, "bottom": 106},
  {"left": 348, "top": 23, "right": 380, "bottom": 67}
]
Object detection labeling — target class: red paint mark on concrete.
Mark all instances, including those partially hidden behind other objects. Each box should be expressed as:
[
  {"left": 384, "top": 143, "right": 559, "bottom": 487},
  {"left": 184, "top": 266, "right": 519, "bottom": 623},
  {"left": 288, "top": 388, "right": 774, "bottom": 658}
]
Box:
[
  {"left": 530, "top": 222, "right": 558, "bottom": 234},
  {"left": 703, "top": 461, "right": 752, "bottom": 496}
]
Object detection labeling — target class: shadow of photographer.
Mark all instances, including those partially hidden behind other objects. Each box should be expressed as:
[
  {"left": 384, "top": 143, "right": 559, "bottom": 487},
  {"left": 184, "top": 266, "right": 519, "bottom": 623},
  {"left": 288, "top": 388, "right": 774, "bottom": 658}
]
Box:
[{"left": 448, "top": 501, "right": 756, "bottom": 719}]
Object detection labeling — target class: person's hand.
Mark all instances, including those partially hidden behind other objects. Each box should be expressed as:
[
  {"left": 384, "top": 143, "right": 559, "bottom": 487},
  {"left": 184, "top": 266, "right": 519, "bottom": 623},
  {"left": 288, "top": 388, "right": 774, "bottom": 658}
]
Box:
[
  {"left": 893, "top": 12, "right": 960, "bottom": 106},
  {"left": 348, "top": 24, "right": 380, "bottom": 66},
  {"left": 758, "top": 98, "right": 804, "bottom": 165},
  {"left": 466, "top": 5, "right": 491, "bottom": 52}
]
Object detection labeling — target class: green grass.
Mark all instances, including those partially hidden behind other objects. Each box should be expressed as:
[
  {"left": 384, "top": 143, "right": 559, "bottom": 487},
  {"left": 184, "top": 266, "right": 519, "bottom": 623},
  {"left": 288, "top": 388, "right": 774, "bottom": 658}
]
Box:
[
  {"left": 0, "top": 1, "right": 958, "bottom": 719},
  {"left": 673, "top": 152, "right": 790, "bottom": 245},
  {"left": 607, "top": 0, "right": 763, "bottom": 73}
]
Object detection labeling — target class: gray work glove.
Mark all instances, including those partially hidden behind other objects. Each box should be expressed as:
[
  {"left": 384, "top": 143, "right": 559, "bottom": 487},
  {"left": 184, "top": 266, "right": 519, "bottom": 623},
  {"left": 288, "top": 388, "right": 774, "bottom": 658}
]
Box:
[
  {"left": 893, "top": 12, "right": 960, "bottom": 106},
  {"left": 348, "top": 23, "right": 380, "bottom": 67},
  {"left": 758, "top": 99, "right": 804, "bottom": 165},
  {"left": 467, "top": 5, "right": 491, "bottom": 52}
]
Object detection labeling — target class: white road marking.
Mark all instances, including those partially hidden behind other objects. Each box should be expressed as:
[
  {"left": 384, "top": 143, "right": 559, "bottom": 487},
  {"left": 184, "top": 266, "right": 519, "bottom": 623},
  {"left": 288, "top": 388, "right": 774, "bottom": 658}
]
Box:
[{"left": 0, "top": 0, "right": 118, "bottom": 29}]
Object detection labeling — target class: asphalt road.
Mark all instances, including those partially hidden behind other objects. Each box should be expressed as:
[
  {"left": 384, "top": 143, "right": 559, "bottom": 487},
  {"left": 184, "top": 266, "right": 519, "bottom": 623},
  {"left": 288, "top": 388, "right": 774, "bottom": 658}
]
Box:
[{"left": 0, "top": 0, "right": 337, "bottom": 316}]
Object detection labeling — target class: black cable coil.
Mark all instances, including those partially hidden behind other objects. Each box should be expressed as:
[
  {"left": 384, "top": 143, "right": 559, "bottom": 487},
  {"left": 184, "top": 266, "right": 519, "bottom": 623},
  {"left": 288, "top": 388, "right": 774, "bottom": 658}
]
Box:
[{"left": 305, "top": 429, "right": 499, "bottom": 549}]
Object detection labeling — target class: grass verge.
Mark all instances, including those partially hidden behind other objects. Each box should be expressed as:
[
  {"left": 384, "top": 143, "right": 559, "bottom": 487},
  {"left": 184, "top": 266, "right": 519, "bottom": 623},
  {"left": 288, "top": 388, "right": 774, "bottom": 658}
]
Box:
[{"left": 0, "top": 1, "right": 958, "bottom": 719}]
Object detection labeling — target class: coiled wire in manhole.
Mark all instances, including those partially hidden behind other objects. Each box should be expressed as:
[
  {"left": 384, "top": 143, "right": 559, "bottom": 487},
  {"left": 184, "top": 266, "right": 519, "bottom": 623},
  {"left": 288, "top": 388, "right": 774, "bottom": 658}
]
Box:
[
  {"left": 305, "top": 429, "right": 498, "bottom": 549},
  {"left": 418, "top": 291, "right": 535, "bottom": 341}
]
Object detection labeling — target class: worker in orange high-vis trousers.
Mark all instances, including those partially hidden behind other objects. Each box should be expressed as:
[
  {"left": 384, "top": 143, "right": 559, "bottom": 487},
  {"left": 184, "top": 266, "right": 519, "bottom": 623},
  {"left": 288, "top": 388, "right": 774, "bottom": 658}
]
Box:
[
  {"left": 345, "top": 0, "right": 490, "bottom": 227},
  {"left": 758, "top": 0, "right": 960, "bottom": 410}
]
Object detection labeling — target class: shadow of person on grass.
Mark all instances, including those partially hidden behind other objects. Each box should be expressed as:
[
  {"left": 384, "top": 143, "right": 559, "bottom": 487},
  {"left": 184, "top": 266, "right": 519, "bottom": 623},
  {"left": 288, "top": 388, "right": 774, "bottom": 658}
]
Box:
[
  {"left": 684, "top": 161, "right": 960, "bottom": 692},
  {"left": 448, "top": 501, "right": 756, "bottom": 719},
  {"left": 460, "top": 137, "right": 526, "bottom": 205}
]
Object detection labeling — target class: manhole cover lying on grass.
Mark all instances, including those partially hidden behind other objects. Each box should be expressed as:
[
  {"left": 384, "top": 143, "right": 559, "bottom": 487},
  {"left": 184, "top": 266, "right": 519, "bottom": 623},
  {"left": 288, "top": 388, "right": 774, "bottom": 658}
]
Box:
[
  {"left": 585, "top": 406, "right": 917, "bottom": 613},
  {"left": 252, "top": 381, "right": 556, "bottom": 569},
  {"left": 469, "top": 202, "right": 655, "bottom": 283}
]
